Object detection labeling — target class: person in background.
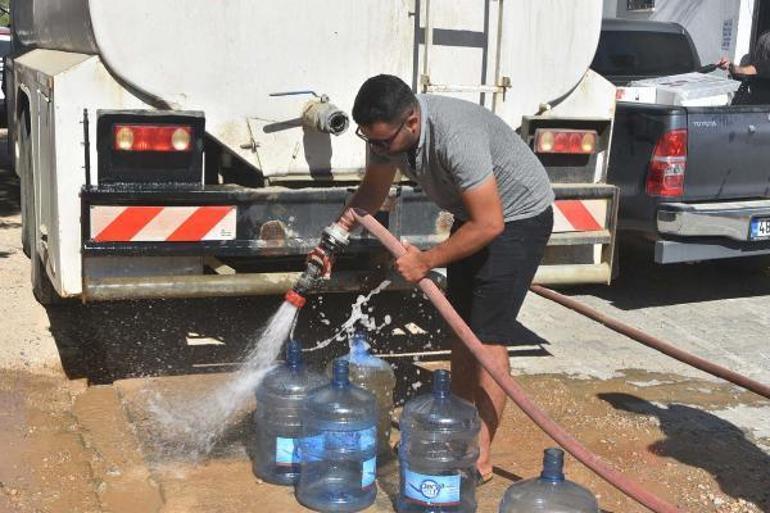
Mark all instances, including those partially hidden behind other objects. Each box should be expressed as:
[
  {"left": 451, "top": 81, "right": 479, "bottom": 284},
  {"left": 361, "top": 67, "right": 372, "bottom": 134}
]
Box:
[{"left": 717, "top": 30, "right": 770, "bottom": 78}]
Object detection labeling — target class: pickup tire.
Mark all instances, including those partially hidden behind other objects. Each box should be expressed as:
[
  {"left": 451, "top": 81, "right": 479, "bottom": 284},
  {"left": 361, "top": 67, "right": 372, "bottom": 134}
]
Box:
[{"left": 18, "top": 111, "right": 61, "bottom": 305}]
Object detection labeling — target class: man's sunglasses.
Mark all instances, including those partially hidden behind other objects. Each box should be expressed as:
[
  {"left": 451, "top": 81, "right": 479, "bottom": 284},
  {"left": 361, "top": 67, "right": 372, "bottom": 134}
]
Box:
[{"left": 355, "top": 111, "right": 412, "bottom": 149}]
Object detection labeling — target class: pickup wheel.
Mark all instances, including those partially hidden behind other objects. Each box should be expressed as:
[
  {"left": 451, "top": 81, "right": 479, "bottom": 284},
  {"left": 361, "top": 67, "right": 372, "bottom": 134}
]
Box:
[{"left": 18, "top": 112, "right": 61, "bottom": 305}]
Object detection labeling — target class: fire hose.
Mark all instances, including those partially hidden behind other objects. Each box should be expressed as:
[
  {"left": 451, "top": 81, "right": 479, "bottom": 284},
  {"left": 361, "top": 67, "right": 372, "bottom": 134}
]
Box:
[{"left": 345, "top": 209, "right": 683, "bottom": 513}]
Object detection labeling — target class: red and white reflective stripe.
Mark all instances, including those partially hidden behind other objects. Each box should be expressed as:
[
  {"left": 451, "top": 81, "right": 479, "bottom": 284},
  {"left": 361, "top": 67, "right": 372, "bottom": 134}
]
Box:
[
  {"left": 90, "top": 206, "right": 236, "bottom": 242},
  {"left": 553, "top": 200, "right": 606, "bottom": 233}
]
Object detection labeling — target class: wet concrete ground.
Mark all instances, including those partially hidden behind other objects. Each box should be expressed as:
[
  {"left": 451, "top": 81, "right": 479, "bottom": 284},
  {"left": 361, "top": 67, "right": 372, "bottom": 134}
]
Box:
[{"left": 0, "top": 134, "right": 768, "bottom": 512}]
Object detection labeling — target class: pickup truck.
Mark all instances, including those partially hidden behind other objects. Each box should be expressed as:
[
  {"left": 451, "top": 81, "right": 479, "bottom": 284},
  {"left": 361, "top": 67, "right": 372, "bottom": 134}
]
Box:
[{"left": 593, "top": 19, "right": 770, "bottom": 265}]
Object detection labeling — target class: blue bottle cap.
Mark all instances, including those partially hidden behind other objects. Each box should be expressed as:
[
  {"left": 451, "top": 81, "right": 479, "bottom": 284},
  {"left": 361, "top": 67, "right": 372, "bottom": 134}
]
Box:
[
  {"left": 286, "top": 339, "right": 302, "bottom": 369},
  {"left": 540, "top": 448, "right": 565, "bottom": 482},
  {"left": 433, "top": 370, "right": 451, "bottom": 398},
  {"left": 332, "top": 358, "right": 350, "bottom": 387}
]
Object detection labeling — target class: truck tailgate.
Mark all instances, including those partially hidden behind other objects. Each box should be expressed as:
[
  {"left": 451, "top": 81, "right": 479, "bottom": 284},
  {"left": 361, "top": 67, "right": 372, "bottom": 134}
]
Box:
[{"left": 685, "top": 106, "right": 770, "bottom": 201}]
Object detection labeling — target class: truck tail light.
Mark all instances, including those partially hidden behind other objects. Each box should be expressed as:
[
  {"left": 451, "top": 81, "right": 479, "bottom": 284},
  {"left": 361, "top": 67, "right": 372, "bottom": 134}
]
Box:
[
  {"left": 646, "top": 129, "right": 687, "bottom": 198},
  {"left": 113, "top": 125, "right": 193, "bottom": 152},
  {"left": 535, "top": 129, "right": 598, "bottom": 155}
]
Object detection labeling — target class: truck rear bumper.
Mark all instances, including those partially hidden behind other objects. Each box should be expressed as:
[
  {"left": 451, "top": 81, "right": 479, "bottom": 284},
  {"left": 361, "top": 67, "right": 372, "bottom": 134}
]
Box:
[
  {"left": 81, "top": 184, "right": 448, "bottom": 257},
  {"left": 79, "top": 183, "right": 618, "bottom": 301},
  {"left": 657, "top": 199, "right": 770, "bottom": 241},
  {"left": 655, "top": 199, "right": 770, "bottom": 263},
  {"left": 655, "top": 238, "right": 770, "bottom": 264},
  {"left": 80, "top": 184, "right": 446, "bottom": 300}
]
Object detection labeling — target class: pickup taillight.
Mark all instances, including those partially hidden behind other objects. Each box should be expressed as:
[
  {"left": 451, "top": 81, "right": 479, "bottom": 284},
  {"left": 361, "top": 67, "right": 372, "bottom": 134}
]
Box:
[{"left": 646, "top": 129, "right": 687, "bottom": 198}]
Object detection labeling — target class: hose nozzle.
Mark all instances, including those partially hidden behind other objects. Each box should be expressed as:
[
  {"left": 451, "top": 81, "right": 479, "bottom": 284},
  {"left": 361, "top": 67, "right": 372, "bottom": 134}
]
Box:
[{"left": 285, "top": 222, "right": 350, "bottom": 305}]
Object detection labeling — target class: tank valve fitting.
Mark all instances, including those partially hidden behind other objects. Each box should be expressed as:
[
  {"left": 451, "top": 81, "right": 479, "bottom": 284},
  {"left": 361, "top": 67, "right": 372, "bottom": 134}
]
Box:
[
  {"left": 302, "top": 97, "right": 350, "bottom": 136},
  {"left": 269, "top": 90, "right": 350, "bottom": 136},
  {"left": 286, "top": 222, "right": 350, "bottom": 305}
]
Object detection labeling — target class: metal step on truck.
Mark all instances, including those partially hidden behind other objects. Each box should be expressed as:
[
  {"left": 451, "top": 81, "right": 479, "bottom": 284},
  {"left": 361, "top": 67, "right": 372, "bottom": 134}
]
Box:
[{"left": 9, "top": 0, "right": 619, "bottom": 305}]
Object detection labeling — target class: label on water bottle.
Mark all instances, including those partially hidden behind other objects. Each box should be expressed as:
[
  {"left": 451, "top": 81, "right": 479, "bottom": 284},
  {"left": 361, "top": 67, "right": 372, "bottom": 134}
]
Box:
[
  {"left": 403, "top": 469, "right": 461, "bottom": 506},
  {"left": 275, "top": 436, "right": 300, "bottom": 466},
  {"left": 299, "top": 426, "right": 377, "bottom": 463},
  {"left": 325, "top": 426, "right": 377, "bottom": 452},
  {"left": 362, "top": 457, "right": 376, "bottom": 488}
]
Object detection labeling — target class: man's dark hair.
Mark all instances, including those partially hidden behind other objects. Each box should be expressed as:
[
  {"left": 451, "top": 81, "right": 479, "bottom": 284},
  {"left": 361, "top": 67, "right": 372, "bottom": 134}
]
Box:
[{"left": 352, "top": 75, "right": 417, "bottom": 125}]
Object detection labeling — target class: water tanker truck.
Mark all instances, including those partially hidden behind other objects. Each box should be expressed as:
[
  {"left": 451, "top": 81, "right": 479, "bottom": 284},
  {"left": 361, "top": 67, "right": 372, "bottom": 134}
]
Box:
[{"left": 9, "top": 0, "right": 618, "bottom": 304}]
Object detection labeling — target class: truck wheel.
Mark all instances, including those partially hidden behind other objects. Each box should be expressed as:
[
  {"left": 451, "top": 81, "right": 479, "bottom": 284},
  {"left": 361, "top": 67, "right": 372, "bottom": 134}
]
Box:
[{"left": 19, "top": 112, "right": 61, "bottom": 305}]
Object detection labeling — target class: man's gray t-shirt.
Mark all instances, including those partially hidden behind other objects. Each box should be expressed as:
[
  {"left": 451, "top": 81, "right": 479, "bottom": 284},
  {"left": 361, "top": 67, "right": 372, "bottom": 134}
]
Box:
[{"left": 371, "top": 94, "right": 554, "bottom": 223}]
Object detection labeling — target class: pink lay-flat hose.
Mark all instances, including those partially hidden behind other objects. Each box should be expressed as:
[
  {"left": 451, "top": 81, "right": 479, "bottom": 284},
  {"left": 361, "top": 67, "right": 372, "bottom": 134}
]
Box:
[
  {"left": 529, "top": 285, "right": 770, "bottom": 400},
  {"left": 349, "top": 208, "right": 682, "bottom": 513}
]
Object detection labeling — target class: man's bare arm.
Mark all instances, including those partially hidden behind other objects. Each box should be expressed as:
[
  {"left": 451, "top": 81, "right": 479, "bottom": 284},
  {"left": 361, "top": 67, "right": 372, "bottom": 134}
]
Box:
[
  {"left": 337, "top": 162, "right": 398, "bottom": 230},
  {"left": 422, "top": 175, "right": 504, "bottom": 269}
]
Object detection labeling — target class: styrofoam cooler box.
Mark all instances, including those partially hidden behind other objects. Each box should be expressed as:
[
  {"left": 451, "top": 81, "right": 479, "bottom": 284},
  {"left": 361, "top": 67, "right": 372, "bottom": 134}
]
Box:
[{"left": 629, "top": 72, "right": 741, "bottom": 107}]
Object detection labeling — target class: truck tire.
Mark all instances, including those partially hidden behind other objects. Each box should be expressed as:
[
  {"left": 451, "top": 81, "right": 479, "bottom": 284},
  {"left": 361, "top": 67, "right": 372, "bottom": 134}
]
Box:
[{"left": 18, "top": 112, "right": 61, "bottom": 305}]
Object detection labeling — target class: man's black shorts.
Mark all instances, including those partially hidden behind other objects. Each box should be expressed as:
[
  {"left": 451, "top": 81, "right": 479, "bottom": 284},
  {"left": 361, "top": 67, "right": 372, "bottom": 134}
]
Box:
[{"left": 446, "top": 207, "right": 553, "bottom": 345}]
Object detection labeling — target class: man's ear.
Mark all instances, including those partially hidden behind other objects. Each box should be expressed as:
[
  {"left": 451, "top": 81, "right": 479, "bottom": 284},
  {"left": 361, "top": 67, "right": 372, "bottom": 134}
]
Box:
[{"left": 406, "top": 110, "right": 420, "bottom": 133}]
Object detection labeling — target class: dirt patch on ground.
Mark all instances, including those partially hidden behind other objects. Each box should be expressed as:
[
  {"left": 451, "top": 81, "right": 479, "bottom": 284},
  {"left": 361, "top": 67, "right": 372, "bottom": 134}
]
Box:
[
  {"left": 485, "top": 370, "right": 769, "bottom": 513},
  {"left": 0, "top": 372, "right": 99, "bottom": 513}
]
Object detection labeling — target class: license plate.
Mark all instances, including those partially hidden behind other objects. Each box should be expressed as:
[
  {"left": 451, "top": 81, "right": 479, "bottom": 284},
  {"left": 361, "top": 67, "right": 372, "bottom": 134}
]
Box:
[{"left": 750, "top": 217, "right": 770, "bottom": 240}]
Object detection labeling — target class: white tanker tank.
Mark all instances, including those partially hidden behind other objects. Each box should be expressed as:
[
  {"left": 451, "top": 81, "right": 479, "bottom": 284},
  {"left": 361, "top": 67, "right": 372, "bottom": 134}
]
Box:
[{"left": 15, "top": 0, "right": 611, "bottom": 178}]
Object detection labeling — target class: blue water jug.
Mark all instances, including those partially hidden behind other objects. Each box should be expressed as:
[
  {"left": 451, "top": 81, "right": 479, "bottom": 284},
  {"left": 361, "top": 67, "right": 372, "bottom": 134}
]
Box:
[
  {"left": 252, "top": 339, "right": 326, "bottom": 485},
  {"left": 498, "top": 448, "right": 599, "bottom": 513},
  {"left": 398, "top": 370, "right": 480, "bottom": 513},
  {"left": 328, "top": 328, "right": 396, "bottom": 461},
  {"left": 297, "top": 359, "right": 378, "bottom": 512}
]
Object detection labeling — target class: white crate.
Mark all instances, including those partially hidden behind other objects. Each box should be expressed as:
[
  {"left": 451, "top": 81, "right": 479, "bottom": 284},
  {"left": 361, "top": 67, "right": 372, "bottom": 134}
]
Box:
[{"left": 629, "top": 72, "right": 741, "bottom": 106}]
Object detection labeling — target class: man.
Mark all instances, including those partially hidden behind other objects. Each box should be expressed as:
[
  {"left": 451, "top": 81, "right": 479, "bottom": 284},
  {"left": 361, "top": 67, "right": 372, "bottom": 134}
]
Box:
[
  {"left": 328, "top": 75, "right": 554, "bottom": 482},
  {"left": 717, "top": 30, "right": 770, "bottom": 78}
]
